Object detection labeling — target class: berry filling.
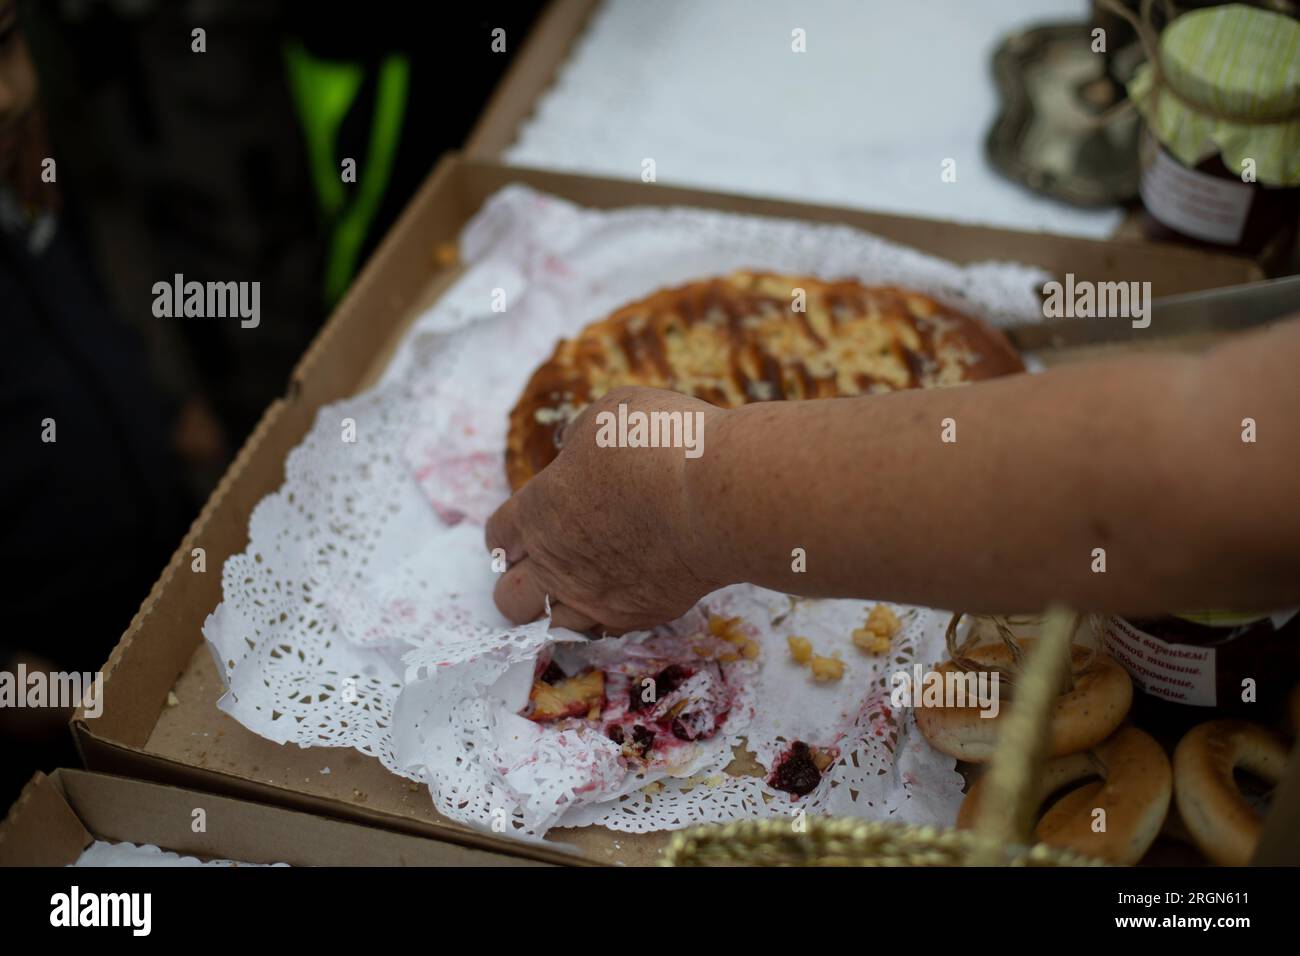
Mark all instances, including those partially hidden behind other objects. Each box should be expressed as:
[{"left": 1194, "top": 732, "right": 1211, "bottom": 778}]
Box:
[
  {"left": 769, "top": 741, "right": 835, "bottom": 797},
  {"left": 538, "top": 660, "right": 566, "bottom": 685},
  {"left": 630, "top": 724, "right": 656, "bottom": 758}
]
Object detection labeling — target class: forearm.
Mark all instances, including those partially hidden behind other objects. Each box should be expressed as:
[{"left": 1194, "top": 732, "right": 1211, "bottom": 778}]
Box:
[{"left": 687, "top": 326, "right": 1300, "bottom": 615}]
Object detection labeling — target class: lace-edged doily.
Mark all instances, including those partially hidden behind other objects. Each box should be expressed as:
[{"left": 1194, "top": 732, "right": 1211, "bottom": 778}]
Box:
[
  {"left": 72, "top": 841, "right": 287, "bottom": 867},
  {"left": 204, "top": 184, "right": 1043, "bottom": 839}
]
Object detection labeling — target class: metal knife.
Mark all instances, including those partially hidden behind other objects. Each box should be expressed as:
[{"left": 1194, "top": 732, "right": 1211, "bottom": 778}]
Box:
[{"left": 1002, "top": 274, "right": 1300, "bottom": 353}]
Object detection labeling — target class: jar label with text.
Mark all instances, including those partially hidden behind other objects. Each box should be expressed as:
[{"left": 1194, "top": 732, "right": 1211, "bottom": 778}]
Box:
[
  {"left": 1102, "top": 616, "right": 1217, "bottom": 706},
  {"left": 1139, "top": 142, "right": 1253, "bottom": 245}
]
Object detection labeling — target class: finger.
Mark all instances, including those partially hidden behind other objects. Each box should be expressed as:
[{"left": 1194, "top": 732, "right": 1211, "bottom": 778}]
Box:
[
  {"left": 485, "top": 492, "right": 526, "bottom": 565},
  {"left": 549, "top": 603, "right": 600, "bottom": 637},
  {"left": 493, "top": 557, "right": 550, "bottom": 624}
]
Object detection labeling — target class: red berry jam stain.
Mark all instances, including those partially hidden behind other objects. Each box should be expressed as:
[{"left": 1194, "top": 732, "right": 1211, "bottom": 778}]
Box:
[{"left": 769, "top": 741, "right": 839, "bottom": 797}]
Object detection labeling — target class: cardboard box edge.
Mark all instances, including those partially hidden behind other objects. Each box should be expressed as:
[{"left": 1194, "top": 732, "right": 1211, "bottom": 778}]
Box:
[
  {"left": 73, "top": 155, "right": 1278, "bottom": 868},
  {"left": 464, "top": 0, "right": 600, "bottom": 161},
  {"left": 52, "top": 768, "right": 562, "bottom": 867},
  {"left": 71, "top": 732, "right": 589, "bottom": 866},
  {"left": 0, "top": 771, "right": 91, "bottom": 867}
]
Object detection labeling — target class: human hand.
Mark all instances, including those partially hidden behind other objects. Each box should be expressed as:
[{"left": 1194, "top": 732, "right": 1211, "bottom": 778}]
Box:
[{"left": 486, "top": 386, "right": 727, "bottom": 634}]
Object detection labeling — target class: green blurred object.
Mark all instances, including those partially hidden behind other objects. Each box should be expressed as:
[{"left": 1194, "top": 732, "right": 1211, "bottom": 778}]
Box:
[{"left": 285, "top": 41, "right": 410, "bottom": 305}]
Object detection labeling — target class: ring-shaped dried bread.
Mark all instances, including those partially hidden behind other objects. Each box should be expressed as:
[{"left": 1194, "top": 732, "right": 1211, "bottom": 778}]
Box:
[
  {"left": 914, "top": 638, "right": 1133, "bottom": 763},
  {"left": 956, "top": 726, "right": 1171, "bottom": 865},
  {"left": 1173, "top": 719, "right": 1289, "bottom": 866},
  {"left": 505, "top": 272, "right": 1024, "bottom": 489}
]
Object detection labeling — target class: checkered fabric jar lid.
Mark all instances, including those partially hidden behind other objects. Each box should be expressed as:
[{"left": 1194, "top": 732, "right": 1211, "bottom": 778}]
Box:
[{"left": 1128, "top": 3, "right": 1300, "bottom": 186}]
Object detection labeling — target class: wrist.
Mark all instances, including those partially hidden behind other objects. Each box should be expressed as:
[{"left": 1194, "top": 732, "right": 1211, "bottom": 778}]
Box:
[{"left": 681, "top": 403, "right": 746, "bottom": 589}]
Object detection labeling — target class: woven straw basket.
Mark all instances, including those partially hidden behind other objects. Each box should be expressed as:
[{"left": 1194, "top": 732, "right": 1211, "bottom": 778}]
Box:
[{"left": 664, "top": 607, "right": 1107, "bottom": 866}]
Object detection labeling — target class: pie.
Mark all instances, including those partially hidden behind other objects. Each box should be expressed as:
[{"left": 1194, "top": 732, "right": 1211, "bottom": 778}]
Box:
[
  {"left": 505, "top": 271, "right": 1024, "bottom": 489},
  {"left": 526, "top": 665, "right": 605, "bottom": 722}
]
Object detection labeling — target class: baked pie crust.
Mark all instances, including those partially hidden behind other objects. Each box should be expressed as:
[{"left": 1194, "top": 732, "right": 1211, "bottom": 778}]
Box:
[{"left": 505, "top": 272, "right": 1023, "bottom": 489}]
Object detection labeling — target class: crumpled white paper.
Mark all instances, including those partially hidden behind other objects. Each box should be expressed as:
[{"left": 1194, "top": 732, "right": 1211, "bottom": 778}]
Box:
[{"left": 204, "top": 184, "right": 1046, "bottom": 839}]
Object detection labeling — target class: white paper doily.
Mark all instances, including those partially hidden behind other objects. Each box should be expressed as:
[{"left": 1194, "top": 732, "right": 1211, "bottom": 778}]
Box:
[
  {"left": 72, "top": 841, "right": 287, "bottom": 867},
  {"left": 204, "top": 184, "right": 1047, "bottom": 839}
]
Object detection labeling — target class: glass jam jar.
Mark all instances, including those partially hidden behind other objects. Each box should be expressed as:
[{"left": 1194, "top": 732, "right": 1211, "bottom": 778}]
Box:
[
  {"left": 1126, "top": 4, "right": 1300, "bottom": 261},
  {"left": 1101, "top": 611, "right": 1300, "bottom": 735}
]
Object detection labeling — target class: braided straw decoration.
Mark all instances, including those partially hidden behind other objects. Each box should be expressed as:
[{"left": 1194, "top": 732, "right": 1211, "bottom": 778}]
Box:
[
  {"left": 663, "top": 817, "right": 1103, "bottom": 867},
  {"left": 664, "top": 607, "right": 1106, "bottom": 867}
]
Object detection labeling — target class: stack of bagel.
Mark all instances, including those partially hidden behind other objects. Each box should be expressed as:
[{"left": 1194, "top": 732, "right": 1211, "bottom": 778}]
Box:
[{"left": 915, "top": 626, "right": 1293, "bottom": 866}]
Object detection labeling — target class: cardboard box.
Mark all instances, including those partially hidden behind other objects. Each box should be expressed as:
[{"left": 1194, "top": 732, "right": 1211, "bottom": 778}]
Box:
[
  {"left": 71, "top": 151, "right": 1287, "bottom": 866},
  {"left": 0, "top": 769, "right": 553, "bottom": 867},
  {"left": 70, "top": 0, "right": 1294, "bottom": 865}
]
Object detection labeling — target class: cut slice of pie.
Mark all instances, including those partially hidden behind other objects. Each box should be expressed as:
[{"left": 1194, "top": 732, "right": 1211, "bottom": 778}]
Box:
[
  {"left": 526, "top": 669, "right": 606, "bottom": 722},
  {"left": 505, "top": 272, "right": 1024, "bottom": 489}
]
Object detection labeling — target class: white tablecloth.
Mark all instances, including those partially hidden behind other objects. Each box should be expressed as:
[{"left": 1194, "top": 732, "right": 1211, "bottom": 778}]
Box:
[{"left": 507, "top": 0, "right": 1123, "bottom": 239}]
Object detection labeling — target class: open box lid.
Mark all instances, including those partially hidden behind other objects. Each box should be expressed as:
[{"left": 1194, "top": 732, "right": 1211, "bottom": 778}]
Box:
[
  {"left": 0, "top": 772, "right": 93, "bottom": 867},
  {"left": 0, "top": 769, "right": 556, "bottom": 867}
]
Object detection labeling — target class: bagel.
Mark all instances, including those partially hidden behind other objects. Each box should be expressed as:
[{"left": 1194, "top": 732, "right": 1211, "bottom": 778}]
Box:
[
  {"left": 957, "top": 726, "right": 1171, "bottom": 865},
  {"left": 914, "top": 639, "right": 1133, "bottom": 762},
  {"left": 1173, "top": 719, "right": 1289, "bottom": 866}
]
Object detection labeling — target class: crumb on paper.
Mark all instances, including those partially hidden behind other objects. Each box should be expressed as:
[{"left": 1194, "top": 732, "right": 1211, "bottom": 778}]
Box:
[
  {"left": 810, "top": 655, "right": 845, "bottom": 683},
  {"left": 852, "top": 628, "right": 892, "bottom": 655},
  {"left": 320, "top": 767, "right": 331, "bottom": 775},
  {"left": 866, "top": 604, "right": 901, "bottom": 637},
  {"left": 787, "top": 636, "right": 813, "bottom": 664},
  {"left": 166, "top": 691, "right": 180, "bottom": 707},
  {"left": 351, "top": 789, "right": 368, "bottom": 804},
  {"left": 641, "top": 781, "right": 664, "bottom": 795},
  {"left": 853, "top": 604, "right": 901, "bottom": 654},
  {"left": 708, "top": 615, "right": 747, "bottom": 644}
]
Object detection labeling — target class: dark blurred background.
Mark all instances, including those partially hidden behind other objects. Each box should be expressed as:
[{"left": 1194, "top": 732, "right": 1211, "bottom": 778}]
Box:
[{"left": 1, "top": 0, "right": 544, "bottom": 808}]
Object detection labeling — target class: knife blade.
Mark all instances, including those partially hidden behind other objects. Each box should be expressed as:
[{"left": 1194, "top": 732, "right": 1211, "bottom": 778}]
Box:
[{"left": 1002, "top": 274, "right": 1300, "bottom": 353}]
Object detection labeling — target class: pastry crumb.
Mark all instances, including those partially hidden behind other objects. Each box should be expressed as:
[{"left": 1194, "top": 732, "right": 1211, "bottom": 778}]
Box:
[
  {"left": 854, "top": 604, "right": 900, "bottom": 653},
  {"left": 787, "top": 636, "right": 813, "bottom": 664},
  {"left": 708, "top": 615, "right": 748, "bottom": 645},
  {"left": 810, "top": 655, "right": 845, "bottom": 683},
  {"left": 433, "top": 240, "right": 459, "bottom": 267},
  {"left": 866, "top": 604, "right": 901, "bottom": 637},
  {"left": 852, "top": 628, "right": 892, "bottom": 654}
]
